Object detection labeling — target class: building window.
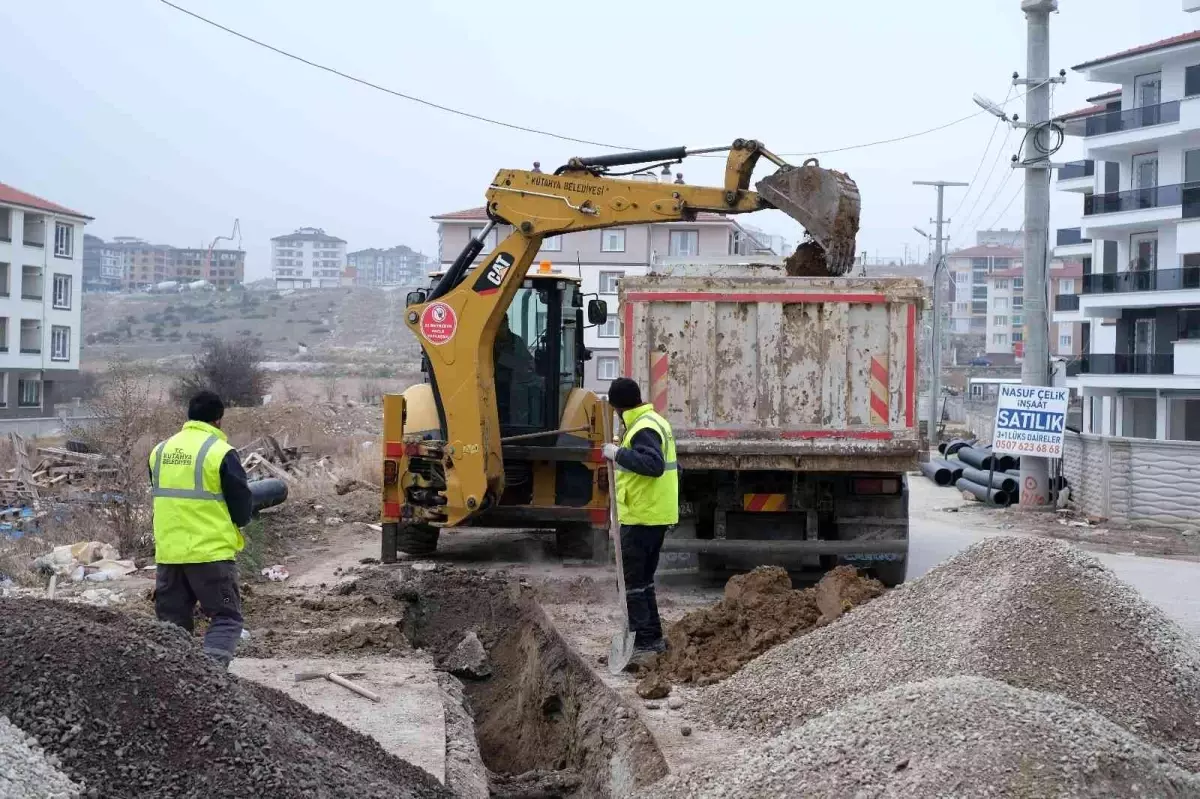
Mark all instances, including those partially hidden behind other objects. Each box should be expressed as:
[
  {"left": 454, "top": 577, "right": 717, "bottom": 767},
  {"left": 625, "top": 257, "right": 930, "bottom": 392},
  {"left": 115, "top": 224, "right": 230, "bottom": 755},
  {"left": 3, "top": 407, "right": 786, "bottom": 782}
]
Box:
[
  {"left": 598, "top": 271, "right": 622, "bottom": 294},
  {"left": 994, "top": 279, "right": 1009, "bottom": 289},
  {"left": 972, "top": 286, "right": 988, "bottom": 299},
  {"left": 468, "top": 226, "right": 498, "bottom": 253},
  {"left": 18, "top": 378, "right": 41, "bottom": 408},
  {"left": 1012, "top": 332, "right": 1023, "bottom": 343},
  {"left": 19, "top": 320, "right": 40, "bottom": 354},
  {"left": 992, "top": 333, "right": 1008, "bottom": 346},
  {"left": 993, "top": 258, "right": 1015, "bottom": 270},
  {"left": 1060, "top": 335, "right": 1072, "bottom": 348},
  {"left": 1059, "top": 278, "right": 1075, "bottom": 294},
  {"left": 668, "top": 229, "right": 699, "bottom": 257},
  {"left": 994, "top": 315, "right": 1008, "bottom": 326},
  {"left": 21, "top": 266, "right": 41, "bottom": 300},
  {"left": 0, "top": 318, "right": 7, "bottom": 352},
  {"left": 601, "top": 229, "right": 626, "bottom": 253},
  {"left": 50, "top": 326, "right": 69, "bottom": 361},
  {"left": 971, "top": 301, "right": 988, "bottom": 315},
  {"left": 1012, "top": 296, "right": 1024, "bottom": 311},
  {"left": 1013, "top": 277, "right": 1024, "bottom": 290},
  {"left": 956, "top": 302, "right": 969, "bottom": 313},
  {"left": 0, "top": 209, "right": 9, "bottom": 242},
  {"left": 994, "top": 297, "right": 1008, "bottom": 311},
  {"left": 1012, "top": 315, "right": 1023, "bottom": 326},
  {"left": 956, "top": 271, "right": 969, "bottom": 284},
  {"left": 54, "top": 223, "right": 73, "bottom": 258},
  {"left": 541, "top": 235, "right": 562, "bottom": 252},
  {"left": 0, "top": 263, "right": 8, "bottom": 297},
  {"left": 971, "top": 258, "right": 989, "bottom": 271},
  {"left": 598, "top": 317, "right": 620, "bottom": 338},
  {"left": 597, "top": 356, "right": 619, "bottom": 381},
  {"left": 52, "top": 274, "right": 71, "bottom": 310}
]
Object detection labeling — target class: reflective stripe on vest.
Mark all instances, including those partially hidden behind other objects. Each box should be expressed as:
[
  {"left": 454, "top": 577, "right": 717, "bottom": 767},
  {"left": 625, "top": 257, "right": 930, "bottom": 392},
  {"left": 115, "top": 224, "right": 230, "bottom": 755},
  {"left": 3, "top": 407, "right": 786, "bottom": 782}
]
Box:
[
  {"left": 151, "top": 435, "right": 226, "bottom": 501},
  {"left": 615, "top": 405, "right": 680, "bottom": 527}
]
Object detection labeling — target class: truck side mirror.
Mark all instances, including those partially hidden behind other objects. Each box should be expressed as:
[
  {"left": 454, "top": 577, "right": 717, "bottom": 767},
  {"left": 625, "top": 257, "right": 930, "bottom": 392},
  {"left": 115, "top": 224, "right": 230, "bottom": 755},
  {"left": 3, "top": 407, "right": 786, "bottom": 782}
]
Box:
[
  {"left": 406, "top": 289, "right": 428, "bottom": 306},
  {"left": 587, "top": 299, "right": 608, "bottom": 326}
]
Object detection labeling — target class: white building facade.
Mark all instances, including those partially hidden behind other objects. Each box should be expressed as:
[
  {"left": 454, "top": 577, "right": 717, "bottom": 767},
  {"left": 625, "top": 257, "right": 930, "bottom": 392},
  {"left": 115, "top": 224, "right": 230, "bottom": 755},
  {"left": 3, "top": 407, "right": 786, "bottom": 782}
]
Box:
[
  {"left": 1053, "top": 26, "right": 1200, "bottom": 440},
  {"left": 270, "top": 227, "right": 346, "bottom": 289},
  {"left": 0, "top": 183, "right": 88, "bottom": 417}
]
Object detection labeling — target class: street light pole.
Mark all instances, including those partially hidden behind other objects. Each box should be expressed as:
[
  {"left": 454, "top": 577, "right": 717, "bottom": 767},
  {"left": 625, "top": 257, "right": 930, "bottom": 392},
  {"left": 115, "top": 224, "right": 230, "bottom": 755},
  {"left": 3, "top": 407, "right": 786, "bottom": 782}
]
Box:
[{"left": 914, "top": 182, "right": 968, "bottom": 450}]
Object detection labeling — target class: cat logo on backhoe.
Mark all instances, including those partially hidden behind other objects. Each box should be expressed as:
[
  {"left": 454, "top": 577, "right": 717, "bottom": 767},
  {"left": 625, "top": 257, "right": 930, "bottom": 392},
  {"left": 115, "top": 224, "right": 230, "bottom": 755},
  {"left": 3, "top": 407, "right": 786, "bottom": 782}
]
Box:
[{"left": 472, "top": 252, "right": 514, "bottom": 295}]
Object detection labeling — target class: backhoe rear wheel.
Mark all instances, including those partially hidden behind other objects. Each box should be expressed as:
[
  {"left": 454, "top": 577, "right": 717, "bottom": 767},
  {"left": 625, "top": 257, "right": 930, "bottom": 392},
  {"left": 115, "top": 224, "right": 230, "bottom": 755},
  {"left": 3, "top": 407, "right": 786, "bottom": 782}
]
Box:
[{"left": 397, "top": 523, "right": 440, "bottom": 557}]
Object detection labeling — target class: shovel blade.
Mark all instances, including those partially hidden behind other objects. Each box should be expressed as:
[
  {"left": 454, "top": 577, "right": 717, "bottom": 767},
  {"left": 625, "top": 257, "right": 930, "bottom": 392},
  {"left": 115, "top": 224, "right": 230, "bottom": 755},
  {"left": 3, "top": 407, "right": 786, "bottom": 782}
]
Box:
[
  {"left": 608, "top": 629, "right": 636, "bottom": 675},
  {"left": 756, "top": 164, "right": 861, "bottom": 275}
]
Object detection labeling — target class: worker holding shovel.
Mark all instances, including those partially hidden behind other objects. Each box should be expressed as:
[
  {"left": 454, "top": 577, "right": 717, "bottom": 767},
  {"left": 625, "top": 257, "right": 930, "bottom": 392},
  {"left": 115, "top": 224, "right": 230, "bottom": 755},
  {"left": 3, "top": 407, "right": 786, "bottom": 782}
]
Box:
[
  {"left": 148, "top": 390, "right": 253, "bottom": 668},
  {"left": 602, "top": 378, "right": 679, "bottom": 662}
]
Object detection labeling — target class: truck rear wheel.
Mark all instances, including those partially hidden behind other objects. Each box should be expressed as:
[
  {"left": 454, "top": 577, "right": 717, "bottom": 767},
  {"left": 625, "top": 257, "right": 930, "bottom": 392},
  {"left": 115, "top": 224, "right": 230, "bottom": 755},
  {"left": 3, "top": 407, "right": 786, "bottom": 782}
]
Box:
[
  {"left": 555, "top": 524, "right": 609, "bottom": 563},
  {"left": 397, "top": 523, "right": 440, "bottom": 557},
  {"left": 871, "top": 559, "right": 907, "bottom": 588}
]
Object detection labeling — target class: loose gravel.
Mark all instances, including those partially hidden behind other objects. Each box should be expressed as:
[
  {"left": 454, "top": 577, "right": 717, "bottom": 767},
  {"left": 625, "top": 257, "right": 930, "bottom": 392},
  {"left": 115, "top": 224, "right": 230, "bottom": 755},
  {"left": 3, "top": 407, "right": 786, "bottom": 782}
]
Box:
[
  {"left": 696, "top": 537, "right": 1200, "bottom": 767},
  {"left": 0, "top": 597, "right": 453, "bottom": 799},
  {"left": 0, "top": 716, "right": 81, "bottom": 798},
  {"left": 643, "top": 676, "right": 1200, "bottom": 798}
]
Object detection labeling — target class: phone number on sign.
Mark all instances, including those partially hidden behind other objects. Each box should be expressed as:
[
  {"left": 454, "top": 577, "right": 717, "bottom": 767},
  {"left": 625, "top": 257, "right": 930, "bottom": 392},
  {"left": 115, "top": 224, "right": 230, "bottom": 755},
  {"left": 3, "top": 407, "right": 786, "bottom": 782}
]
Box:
[{"left": 1000, "top": 441, "right": 1061, "bottom": 455}]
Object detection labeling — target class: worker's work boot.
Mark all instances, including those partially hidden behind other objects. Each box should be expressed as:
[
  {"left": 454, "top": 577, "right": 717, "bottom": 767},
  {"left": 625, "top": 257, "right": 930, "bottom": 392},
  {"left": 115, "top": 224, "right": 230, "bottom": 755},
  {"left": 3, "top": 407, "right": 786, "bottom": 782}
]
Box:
[{"left": 203, "top": 648, "right": 233, "bottom": 670}]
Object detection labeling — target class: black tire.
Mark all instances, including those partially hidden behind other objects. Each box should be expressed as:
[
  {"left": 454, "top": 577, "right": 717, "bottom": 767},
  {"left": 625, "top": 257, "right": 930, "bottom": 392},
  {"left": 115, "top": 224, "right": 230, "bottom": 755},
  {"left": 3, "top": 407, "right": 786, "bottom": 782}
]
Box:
[
  {"left": 397, "top": 523, "right": 440, "bottom": 556},
  {"left": 872, "top": 559, "right": 907, "bottom": 588},
  {"left": 555, "top": 524, "right": 609, "bottom": 563}
]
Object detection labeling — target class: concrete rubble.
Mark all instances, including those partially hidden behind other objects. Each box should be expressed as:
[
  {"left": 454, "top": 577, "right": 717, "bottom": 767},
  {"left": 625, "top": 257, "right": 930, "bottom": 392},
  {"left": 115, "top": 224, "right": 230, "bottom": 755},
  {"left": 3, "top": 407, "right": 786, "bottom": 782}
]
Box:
[
  {"left": 444, "top": 631, "right": 492, "bottom": 680},
  {"left": 0, "top": 715, "right": 82, "bottom": 799}
]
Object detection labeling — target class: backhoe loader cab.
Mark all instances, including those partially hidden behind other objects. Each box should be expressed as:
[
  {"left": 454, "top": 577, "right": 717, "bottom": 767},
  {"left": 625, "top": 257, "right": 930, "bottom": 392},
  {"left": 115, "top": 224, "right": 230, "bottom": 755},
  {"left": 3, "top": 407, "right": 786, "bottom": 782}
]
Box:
[{"left": 383, "top": 268, "right": 613, "bottom": 560}]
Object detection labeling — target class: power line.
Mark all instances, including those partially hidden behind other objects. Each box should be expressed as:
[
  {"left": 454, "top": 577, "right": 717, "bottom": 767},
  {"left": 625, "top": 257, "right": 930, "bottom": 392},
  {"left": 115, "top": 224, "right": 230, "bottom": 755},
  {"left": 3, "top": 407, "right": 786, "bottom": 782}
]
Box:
[
  {"left": 156, "top": 0, "right": 637, "bottom": 150},
  {"left": 950, "top": 128, "right": 1015, "bottom": 241},
  {"left": 159, "top": 0, "right": 1045, "bottom": 163},
  {"left": 986, "top": 181, "right": 1025, "bottom": 231},
  {"left": 946, "top": 88, "right": 1013, "bottom": 222}
]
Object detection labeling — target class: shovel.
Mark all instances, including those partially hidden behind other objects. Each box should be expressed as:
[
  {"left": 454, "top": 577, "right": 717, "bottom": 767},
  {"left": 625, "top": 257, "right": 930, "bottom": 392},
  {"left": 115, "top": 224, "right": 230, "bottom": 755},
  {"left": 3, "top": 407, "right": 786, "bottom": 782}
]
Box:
[{"left": 605, "top": 409, "right": 636, "bottom": 675}]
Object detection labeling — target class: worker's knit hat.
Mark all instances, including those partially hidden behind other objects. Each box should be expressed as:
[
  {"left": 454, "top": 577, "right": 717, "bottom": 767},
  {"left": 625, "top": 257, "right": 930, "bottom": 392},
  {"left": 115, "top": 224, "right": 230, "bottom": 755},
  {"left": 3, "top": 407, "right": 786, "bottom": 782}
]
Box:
[{"left": 608, "top": 378, "right": 642, "bottom": 410}]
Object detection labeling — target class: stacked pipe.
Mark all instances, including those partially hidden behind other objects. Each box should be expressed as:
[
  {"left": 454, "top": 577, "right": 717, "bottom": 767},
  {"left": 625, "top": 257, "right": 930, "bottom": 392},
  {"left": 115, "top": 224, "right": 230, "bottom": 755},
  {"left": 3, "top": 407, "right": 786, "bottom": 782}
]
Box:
[
  {"left": 919, "top": 459, "right": 964, "bottom": 487},
  {"left": 945, "top": 445, "right": 1016, "bottom": 506}
]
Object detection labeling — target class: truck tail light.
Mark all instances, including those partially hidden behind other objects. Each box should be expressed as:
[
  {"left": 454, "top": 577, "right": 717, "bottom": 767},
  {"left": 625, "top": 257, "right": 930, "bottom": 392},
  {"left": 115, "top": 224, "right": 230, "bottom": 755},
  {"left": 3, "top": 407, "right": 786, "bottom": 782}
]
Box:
[{"left": 853, "top": 478, "right": 900, "bottom": 495}]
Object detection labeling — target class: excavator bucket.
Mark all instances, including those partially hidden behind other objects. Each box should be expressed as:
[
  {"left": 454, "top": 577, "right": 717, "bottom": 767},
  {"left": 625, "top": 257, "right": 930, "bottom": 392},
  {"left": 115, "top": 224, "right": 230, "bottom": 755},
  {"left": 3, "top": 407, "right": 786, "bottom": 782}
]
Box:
[{"left": 756, "top": 162, "right": 861, "bottom": 276}]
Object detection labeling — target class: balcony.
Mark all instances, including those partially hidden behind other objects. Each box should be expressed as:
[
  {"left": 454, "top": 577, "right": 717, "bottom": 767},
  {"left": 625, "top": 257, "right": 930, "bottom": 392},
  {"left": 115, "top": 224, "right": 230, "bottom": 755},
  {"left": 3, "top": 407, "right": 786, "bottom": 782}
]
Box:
[
  {"left": 1058, "top": 160, "right": 1095, "bottom": 180},
  {"left": 1056, "top": 228, "right": 1091, "bottom": 246},
  {"left": 1084, "top": 183, "right": 1188, "bottom": 215},
  {"left": 1083, "top": 267, "right": 1200, "bottom": 295},
  {"left": 1075, "top": 353, "right": 1174, "bottom": 375},
  {"left": 1062, "top": 100, "right": 1180, "bottom": 137},
  {"left": 1055, "top": 294, "right": 1080, "bottom": 311}
]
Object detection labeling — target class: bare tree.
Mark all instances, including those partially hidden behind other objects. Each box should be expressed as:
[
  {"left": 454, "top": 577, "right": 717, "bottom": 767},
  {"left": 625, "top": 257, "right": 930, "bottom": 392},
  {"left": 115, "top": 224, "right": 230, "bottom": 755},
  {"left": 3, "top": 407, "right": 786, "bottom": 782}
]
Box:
[
  {"left": 69, "top": 359, "right": 177, "bottom": 556},
  {"left": 174, "top": 338, "right": 269, "bottom": 407}
]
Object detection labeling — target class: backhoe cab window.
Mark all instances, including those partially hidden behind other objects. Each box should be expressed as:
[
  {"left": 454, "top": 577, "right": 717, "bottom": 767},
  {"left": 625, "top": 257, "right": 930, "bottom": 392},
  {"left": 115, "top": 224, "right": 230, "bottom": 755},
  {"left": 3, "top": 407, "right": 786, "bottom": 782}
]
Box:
[{"left": 495, "top": 287, "right": 548, "bottom": 430}]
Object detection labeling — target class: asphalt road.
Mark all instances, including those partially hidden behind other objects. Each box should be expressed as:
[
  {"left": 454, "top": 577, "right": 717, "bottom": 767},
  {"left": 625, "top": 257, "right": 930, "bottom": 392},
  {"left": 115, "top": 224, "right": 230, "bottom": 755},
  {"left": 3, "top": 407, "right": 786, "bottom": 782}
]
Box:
[{"left": 910, "top": 510, "right": 1200, "bottom": 638}]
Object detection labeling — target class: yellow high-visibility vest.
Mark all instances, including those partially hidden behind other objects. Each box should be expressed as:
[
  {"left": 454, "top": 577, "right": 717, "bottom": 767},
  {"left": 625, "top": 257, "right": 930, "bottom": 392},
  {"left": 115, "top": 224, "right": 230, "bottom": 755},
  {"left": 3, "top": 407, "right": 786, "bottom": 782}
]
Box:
[
  {"left": 615, "top": 404, "right": 679, "bottom": 526},
  {"left": 149, "top": 420, "right": 244, "bottom": 564}
]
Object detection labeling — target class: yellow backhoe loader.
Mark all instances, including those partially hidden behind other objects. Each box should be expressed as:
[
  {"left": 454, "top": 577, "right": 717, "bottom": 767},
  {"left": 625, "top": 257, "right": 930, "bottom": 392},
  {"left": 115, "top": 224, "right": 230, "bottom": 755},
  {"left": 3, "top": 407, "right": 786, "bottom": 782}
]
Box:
[{"left": 380, "top": 140, "right": 860, "bottom": 560}]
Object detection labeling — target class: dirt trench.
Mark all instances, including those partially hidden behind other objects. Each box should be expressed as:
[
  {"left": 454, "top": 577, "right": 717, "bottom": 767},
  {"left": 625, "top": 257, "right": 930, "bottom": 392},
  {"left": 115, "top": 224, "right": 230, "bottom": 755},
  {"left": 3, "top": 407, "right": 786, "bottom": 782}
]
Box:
[{"left": 397, "top": 568, "right": 670, "bottom": 798}]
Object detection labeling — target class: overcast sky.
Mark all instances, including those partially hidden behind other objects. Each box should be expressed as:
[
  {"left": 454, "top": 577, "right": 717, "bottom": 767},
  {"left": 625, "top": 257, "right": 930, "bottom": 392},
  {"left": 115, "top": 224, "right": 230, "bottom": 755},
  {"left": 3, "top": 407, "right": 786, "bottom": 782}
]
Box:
[{"left": 1, "top": 1, "right": 1195, "bottom": 278}]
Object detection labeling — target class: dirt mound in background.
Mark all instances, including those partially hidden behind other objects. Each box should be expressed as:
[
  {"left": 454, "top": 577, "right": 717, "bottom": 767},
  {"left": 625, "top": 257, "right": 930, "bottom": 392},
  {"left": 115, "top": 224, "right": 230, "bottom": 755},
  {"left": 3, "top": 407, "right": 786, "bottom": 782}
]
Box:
[
  {"left": 648, "top": 566, "right": 883, "bottom": 686},
  {"left": 0, "top": 597, "right": 451, "bottom": 799}
]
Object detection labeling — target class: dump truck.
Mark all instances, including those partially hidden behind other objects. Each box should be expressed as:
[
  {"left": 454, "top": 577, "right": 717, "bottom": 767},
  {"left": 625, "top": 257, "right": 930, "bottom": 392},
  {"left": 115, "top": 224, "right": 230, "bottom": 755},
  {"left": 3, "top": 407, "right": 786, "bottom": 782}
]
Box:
[{"left": 619, "top": 264, "right": 924, "bottom": 585}]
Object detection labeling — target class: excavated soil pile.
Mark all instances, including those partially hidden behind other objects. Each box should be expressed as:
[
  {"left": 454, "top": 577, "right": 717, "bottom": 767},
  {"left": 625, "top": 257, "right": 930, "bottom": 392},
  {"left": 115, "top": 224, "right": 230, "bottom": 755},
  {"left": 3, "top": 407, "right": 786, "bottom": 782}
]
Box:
[
  {"left": 0, "top": 597, "right": 452, "bottom": 799},
  {"left": 647, "top": 566, "right": 883, "bottom": 686},
  {"left": 643, "top": 676, "right": 1200, "bottom": 799},
  {"left": 698, "top": 537, "right": 1200, "bottom": 769},
  {"left": 782, "top": 239, "right": 829, "bottom": 277}
]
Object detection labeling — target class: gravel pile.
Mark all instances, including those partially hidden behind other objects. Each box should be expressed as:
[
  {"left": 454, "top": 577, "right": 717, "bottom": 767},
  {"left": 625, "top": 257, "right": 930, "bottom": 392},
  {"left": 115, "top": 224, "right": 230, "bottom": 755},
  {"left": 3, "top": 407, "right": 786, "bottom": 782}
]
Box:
[
  {"left": 644, "top": 676, "right": 1200, "bottom": 798},
  {"left": 0, "top": 715, "right": 81, "bottom": 798},
  {"left": 0, "top": 597, "right": 452, "bottom": 799},
  {"left": 697, "top": 537, "right": 1200, "bottom": 767}
]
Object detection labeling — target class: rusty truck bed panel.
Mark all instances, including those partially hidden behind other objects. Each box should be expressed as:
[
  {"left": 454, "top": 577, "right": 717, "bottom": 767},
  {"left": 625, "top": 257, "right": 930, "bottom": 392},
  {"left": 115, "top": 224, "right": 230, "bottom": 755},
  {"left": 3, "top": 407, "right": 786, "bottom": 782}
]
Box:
[{"left": 619, "top": 273, "right": 924, "bottom": 470}]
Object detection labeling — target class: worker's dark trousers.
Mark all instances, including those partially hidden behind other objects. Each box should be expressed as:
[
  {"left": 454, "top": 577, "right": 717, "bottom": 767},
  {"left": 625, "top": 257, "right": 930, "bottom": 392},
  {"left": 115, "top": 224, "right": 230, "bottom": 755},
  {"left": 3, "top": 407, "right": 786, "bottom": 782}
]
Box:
[
  {"left": 621, "top": 524, "right": 668, "bottom": 649},
  {"left": 155, "top": 561, "right": 243, "bottom": 668}
]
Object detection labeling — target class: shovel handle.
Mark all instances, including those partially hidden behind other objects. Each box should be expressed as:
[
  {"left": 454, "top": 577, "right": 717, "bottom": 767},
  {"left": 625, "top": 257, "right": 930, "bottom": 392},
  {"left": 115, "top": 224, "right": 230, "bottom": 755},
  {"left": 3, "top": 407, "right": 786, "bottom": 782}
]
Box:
[{"left": 604, "top": 409, "right": 630, "bottom": 628}]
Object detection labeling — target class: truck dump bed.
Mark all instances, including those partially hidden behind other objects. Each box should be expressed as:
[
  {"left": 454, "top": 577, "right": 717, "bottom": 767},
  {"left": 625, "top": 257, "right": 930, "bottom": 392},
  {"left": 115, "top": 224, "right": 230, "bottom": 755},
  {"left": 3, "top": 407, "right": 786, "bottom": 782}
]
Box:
[{"left": 619, "top": 268, "right": 924, "bottom": 472}]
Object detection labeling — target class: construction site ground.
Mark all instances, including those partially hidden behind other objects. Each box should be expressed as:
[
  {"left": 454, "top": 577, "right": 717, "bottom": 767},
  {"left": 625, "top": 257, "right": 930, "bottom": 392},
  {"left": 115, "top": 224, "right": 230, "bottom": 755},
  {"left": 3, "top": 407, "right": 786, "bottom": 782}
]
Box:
[{"left": 9, "top": 467, "right": 1200, "bottom": 796}]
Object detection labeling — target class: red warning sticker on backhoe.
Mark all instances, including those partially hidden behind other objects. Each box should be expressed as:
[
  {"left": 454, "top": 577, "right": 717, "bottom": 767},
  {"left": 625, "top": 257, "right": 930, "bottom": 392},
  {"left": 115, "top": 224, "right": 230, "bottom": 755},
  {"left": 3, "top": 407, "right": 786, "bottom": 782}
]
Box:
[{"left": 420, "top": 302, "right": 457, "bottom": 345}]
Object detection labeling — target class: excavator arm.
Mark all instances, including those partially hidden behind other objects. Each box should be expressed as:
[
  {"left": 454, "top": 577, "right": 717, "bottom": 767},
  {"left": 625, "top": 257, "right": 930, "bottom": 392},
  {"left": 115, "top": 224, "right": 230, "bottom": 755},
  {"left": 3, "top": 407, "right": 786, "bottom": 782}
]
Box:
[{"left": 397, "top": 139, "right": 859, "bottom": 527}]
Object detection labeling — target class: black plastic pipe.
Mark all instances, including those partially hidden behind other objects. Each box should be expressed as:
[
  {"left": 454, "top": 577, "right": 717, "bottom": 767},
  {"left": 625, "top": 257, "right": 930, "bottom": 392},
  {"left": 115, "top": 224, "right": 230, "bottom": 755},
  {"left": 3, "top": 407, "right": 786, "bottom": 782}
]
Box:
[
  {"left": 956, "top": 446, "right": 994, "bottom": 470},
  {"left": 932, "top": 459, "right": 964, "bottom": 483},
  {"left": 955, "top": 477, "right": 1009, "bottom": 506},
  {"left": 249, "top": 478, "right": 289, "bottom": 513},
  {"left": 962, "top": 466, "right": 1017, "bottom": 494},
  {"left": 920, "top": 460, "right": 953, "bottom": 486}
]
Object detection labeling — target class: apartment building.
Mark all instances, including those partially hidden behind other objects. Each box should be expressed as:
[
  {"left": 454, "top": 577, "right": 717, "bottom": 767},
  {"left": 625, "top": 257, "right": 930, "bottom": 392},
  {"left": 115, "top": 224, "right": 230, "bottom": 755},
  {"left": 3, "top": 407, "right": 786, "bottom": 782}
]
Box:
[
  {"left": 946, "top": 245, "right": 1022, "bottom": 341},
  {"left": 431, "top": 206, "right": 774, "bottom": 391},
  {"left": 106, "top": 237, "right": 245, "bottom": 291},
  {"left": 1052, "top": 23, "right": 1200, "bottom": 440},
  {"left": 346, "top": 245, "right": 431, "bottom": 287},
  {"left": 81, "top": 234, "right": 125, "bottom": 293},
  {"left": 0, "top": 183, "right": 89, "bottom": 418},
  {"left": 975, "top": 228, "right": 1026, "bottom": 249},
  {"left": 271, "top": 227, "right": 346, "bottom": 289}
]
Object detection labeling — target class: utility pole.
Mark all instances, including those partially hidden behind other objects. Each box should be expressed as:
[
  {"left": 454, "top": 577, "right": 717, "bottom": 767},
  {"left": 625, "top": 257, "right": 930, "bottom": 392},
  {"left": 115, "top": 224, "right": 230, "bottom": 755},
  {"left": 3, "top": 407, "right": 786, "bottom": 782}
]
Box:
[
  {"left": 914, "top": 182, "right": 967, "bottom": 451},
  {"left": 1018, "top": 0, "right": 1058, "bottom": 507}
]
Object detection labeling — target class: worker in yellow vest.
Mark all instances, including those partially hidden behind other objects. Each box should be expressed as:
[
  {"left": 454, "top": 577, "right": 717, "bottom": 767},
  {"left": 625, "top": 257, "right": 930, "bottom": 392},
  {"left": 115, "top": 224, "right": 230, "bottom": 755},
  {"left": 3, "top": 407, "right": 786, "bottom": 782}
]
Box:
[
  {"left": 602, "top": 377, "right": 679, "bottom": 658},
  {"left": 149, "top": 390, "right": 252, "bottom": 668}
]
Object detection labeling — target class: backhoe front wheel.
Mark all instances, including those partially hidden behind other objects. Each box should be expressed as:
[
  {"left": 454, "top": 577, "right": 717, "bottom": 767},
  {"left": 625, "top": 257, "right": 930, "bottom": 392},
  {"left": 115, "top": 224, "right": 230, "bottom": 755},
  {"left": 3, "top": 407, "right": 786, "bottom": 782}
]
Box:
[{"left": 397, "top": 523, "right": 440, "bottom": 557}]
